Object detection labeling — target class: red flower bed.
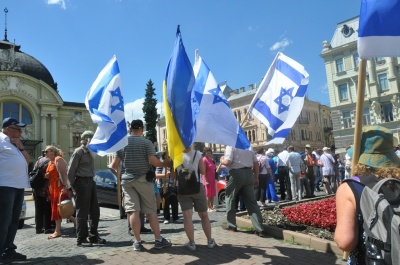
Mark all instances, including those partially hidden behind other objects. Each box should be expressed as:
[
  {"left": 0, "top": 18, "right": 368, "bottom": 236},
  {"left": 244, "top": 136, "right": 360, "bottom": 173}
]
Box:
[{"left": 280, "top": 197, "right": 336, "bottom": 231}]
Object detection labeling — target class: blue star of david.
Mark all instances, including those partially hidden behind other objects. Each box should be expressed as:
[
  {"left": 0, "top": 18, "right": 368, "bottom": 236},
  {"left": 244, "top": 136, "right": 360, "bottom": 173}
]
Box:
[
  {"left": 209, "top": 87, "right": 229, "bottom": 107},
  {"left": 274, "top": 87, "right": 294, "bottom": 114},
  {"left": 110, "top": 87, "right": 124, "bottom": 113}
]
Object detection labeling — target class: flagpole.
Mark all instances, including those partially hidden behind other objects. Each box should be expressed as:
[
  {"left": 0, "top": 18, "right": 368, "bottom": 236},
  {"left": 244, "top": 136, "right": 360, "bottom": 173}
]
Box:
[{"left": 343, "top": 59, "right": 367, "bottom": 261}]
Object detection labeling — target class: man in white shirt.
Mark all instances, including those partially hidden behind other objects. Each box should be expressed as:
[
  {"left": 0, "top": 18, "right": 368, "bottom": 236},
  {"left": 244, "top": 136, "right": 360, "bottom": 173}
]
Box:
[
  {"left": 286, "top": 146, "right": 302, "bottom": 201},
  {"left": 277, "top": 147, "right": 292, "bottom": 201},
  {"left": 0, "top": 118, "right": 30, "bottom": 262}
]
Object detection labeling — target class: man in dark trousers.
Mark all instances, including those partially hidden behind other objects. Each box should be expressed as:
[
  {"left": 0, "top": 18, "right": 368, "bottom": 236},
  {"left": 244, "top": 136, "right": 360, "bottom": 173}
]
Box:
[
  {"left": 68, "top": 131, "right": 105, "bottom": 247},
  {"left": 220, "top": 146, "right": 266, "bottom": 237}
]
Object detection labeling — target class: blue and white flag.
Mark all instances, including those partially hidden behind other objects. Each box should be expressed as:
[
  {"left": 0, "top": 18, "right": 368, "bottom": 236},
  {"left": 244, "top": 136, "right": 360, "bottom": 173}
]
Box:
[
  {"left": 192, "top": 50, "right": 251, "bottom": 150},
  {"left": 248, "top": 52, "right": 309, "bottom": 145},
  {"left": 358, "top": 0, "right": 400, "bottom": 59},
  {"left": 85, "top": 55, "right": 128, "bottom": 156}
]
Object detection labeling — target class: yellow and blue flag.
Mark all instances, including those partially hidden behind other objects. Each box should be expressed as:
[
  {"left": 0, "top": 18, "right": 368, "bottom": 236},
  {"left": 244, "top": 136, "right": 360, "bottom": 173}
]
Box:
[{"left": 163, "top": 26, "right": 196, "bottom": 168}]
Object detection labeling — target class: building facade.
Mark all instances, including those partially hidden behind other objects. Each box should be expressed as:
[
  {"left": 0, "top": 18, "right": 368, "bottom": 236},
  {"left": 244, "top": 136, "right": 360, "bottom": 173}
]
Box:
[
  {"left": 320, "top": 16, "right": 400, "bottom": 149},
  {"left": 157, "top": 82, "right": 333, "bottom": 153},
  {"left": 0, "top": 38, "right": 107, "bottom": 170}
]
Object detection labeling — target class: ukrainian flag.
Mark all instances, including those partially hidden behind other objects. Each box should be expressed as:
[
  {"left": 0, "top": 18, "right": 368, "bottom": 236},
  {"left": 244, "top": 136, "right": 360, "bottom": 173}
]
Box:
[{"left": 163, "top": 26, "right": 196, "bottom": 168}]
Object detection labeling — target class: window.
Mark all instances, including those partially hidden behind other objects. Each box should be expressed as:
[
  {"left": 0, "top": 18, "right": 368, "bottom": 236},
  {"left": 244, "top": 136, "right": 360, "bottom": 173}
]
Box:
[
  {"left": 301, "top": 130, "right": 305, "bottom": 140},
  {"left": 252, "top": 130, "right": 256, "bottom": 142},
  {"left": 2, "top": 102, "right": 32, "bottom": 124},
  {"left": 336, "top": 58, "right": 344, "bottom": 73},
  {"left": 291, "top": 130, "right": 296, "bottom": 140},
  {"left": 382, "top": 102, "right": 393, "bottom": 122},
  {"left": 363, "top": 107, "right": 371, "bottom": 126},
  {"left": 343, "top": 111, "right": 351, "bottom": 128},
  {"left": 375, "top": 57, "right": 385, "bottom": 64},
  {"left": 378, "top": 73, "right": 389, "bottom": 92},
  {"left": 353, "top": 53, "right": 359, "bottom": 68},
  {"left": 237, "top": 110, "right": 242, "bottom": 122},
  {"left": 339, "top": 84, "right": 348, "bottom": 101},
  {"left": 73, "top": 132, "right": 82, "bottom": 147}
]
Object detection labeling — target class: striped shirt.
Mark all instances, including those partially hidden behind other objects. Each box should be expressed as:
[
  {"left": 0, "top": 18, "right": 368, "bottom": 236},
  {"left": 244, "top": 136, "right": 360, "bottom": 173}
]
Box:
[{"left": 116, "top": 135, "right": 156, "bottom": 182}]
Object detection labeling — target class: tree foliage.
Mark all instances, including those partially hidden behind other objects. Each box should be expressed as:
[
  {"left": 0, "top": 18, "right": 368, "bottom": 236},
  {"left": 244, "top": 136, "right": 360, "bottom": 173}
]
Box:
[{"left": 142, "top": 80, "right": 158, "bottom": 144}]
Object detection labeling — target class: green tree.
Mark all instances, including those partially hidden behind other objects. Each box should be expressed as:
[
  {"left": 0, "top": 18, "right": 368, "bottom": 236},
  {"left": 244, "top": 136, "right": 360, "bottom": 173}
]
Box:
[{"left": 142, "top": 79, "right": 158, "bottom": 144}]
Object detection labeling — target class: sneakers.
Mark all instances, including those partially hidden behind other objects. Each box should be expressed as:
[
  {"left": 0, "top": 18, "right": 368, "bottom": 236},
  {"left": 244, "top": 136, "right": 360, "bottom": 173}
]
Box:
[
  {"left": 207, "top": 239, "right": 216, "bottom": 249},
  {"left": 77, "top": 239, "right": 93, "bottom": 247},
  {"left": 89, "top": 237, "right": 106, "bottom": 244},
  {"left": 154, "top": 237, "right": 172, "bottom": 249},
  {"left": 132, "top": 240, "right": 144, "bottom": 251},
  {"left": 164, "top": 219, "right": 170, "bottom": 224},
  {"left": 184, "top": 241, "right": 196, "bottom": 251},
  {"left": 1, "top": 249, "right": 27, "bottom": 261}
]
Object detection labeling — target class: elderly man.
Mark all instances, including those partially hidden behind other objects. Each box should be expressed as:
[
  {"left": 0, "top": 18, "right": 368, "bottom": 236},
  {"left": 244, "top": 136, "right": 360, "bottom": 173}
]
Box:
[
  {"left": 0, "top": 118, "right": 30, "bottom": 262},
  {"left": 286, "top": 146, "right": 302, "bottom": 201},
  {"left": 319, "top": 147, "right": 336, "bottom": 194},
  {"left": 68, "top": 130, "right": 105, "bottom": 247},
  {"left": 220, "top": 146, "right": 266, "bottom": 237}
]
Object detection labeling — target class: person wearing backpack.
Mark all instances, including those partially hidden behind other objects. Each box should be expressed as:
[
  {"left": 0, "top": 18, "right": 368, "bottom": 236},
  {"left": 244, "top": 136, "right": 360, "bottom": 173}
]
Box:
[
  {"left": 335, "top": 125, "right": 400, "bottom": 265},
  {"left": 31, "top": 153, "right": 52, "bottom": 234},
  {"left": 178, "top": 146, "right": 215, "bottom": 251}
]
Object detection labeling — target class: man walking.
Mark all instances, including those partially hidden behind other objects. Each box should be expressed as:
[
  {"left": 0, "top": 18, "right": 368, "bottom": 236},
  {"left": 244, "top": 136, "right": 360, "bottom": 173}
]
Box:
[
  {"left": 220, "top": 146, "right": 266, "bottom": 237},
  {"left": 68, "top": 131, "right": 105, "bottom": 247},
  {"left": 286, "top": 146, "right": 302, "bottom": 201},
  {"left": 109, "top": 119, "right": 172, "bottom": 251},
  {"left": 277, "top": 147, "right": 291, "bottom": 201},
  {"left": 0, "top": 118, "right": 30, "bottom": 262}
]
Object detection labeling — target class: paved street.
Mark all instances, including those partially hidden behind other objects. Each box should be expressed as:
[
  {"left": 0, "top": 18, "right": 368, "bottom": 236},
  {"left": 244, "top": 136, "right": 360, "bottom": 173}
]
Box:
[{"left": 7, "top": 193, "right": 346, "bottom": 265}]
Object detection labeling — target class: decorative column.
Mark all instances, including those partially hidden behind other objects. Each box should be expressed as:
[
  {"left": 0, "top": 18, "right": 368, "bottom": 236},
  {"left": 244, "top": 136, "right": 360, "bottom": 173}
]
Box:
[
  {"left": 386, "top": 57, "right": 396, "bottom": 79},
  {"left": 367, "top": 60, "right": 376, "bottom": 84},
  {"left": 41, "top": 114, "right": 47, "bottom": 150},
  {"left": 51, "top": 114, "right": 57, "bottom": 145}
]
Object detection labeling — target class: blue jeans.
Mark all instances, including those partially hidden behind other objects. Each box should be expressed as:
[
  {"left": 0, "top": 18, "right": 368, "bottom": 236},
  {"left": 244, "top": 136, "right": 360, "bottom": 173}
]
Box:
[{"left": 0, "top": 187, "right": 24, "bottom": 253}]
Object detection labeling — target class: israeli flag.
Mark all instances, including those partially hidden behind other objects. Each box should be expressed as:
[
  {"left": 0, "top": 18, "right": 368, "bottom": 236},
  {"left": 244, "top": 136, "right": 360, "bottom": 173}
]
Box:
[
  {"left": 85, "top": 56, "right": 128, "bottom": 156},
  {"left": 248, "top": 52, "right": 309, "bottom": 145},
  {"left": 358, "top": 0, "right": 400, "bottom": 59},
  {"left": 192, "top": 50, "right": 251, "bottom": 150}
]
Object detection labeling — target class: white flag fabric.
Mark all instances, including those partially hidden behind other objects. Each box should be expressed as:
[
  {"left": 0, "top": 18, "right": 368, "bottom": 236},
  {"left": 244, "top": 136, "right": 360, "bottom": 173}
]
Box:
[
  {"left": 192, "top": 50, "right": 251, "bottom": 150},
  {"left": 248, "top": 52, "right": 309, "bottom": 145},
  {"left": 85, "top": 56, "right": 128, "bottom": 156},
  {"left": 358, "top": 0, "right": 400, "bottom": 59}
]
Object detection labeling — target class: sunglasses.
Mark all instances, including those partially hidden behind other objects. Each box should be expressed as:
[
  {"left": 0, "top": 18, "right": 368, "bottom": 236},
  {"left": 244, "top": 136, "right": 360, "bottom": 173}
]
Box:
[{"left": 8, "top": 127, "right": 22, "bottom": 132}]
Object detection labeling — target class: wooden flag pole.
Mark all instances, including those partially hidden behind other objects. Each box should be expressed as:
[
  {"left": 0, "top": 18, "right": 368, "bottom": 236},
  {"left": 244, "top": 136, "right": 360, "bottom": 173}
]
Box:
[{"left": 342, "top": 59, "right": 367, "bottom": 261}]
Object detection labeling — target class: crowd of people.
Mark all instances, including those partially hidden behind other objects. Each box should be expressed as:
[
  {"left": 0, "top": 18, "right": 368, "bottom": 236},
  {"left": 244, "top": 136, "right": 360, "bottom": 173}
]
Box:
[{"left": 3, "top": 116, "right": 400, "bottom": 263}]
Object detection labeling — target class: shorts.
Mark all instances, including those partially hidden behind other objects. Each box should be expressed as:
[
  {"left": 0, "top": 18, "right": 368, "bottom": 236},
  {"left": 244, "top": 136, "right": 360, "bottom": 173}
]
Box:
[
  {"left": 122, "top": 176, "right": 157, "bottom": 214},
  {"left": 177, "top": 185, "right": 207, "bottom": 212},
  {"left": 154, "top": 183, "right": 160, "bottom": 195}
]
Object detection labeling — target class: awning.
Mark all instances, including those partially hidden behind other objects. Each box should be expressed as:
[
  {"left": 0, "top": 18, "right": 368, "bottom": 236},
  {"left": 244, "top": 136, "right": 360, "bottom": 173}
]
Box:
[{"left": 21, "top": 140, "right": 43, "bottom": 147}]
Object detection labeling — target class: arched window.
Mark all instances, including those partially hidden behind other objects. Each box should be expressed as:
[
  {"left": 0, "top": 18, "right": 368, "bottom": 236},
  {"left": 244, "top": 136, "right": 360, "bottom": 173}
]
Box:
[{"left": 2, "top": 102, "right": 32, "bottom": 124}]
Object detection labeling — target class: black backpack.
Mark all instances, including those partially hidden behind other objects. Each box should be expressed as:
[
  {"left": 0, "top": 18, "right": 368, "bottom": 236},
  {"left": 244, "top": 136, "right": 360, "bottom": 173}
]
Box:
[
  {"left": 29, "top": 158, "right": 50, "bottom": 190},
  {"left": 176, "top": 151, "right": 200, "bottom": 195}
]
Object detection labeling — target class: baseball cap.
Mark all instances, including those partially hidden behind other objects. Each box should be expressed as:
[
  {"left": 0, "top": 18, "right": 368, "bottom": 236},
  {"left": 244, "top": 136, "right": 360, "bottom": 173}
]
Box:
[
  {"left": 2, "top": 117, "right": 26, "bottom": 128},
  {"left": 81, "top": 130, "right": 94, "bottom": 139}
]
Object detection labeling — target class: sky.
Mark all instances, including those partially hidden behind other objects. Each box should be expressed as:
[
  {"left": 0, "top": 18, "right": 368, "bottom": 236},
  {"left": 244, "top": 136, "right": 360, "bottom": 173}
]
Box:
[{"left": 3, "top": 0, "right": 361, "bottom": 122}]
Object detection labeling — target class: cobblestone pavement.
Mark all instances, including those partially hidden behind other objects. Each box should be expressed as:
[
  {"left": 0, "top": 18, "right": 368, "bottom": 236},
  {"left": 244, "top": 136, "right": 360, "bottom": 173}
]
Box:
[{"left": 6, "top": 192, "right": 346, "bottom": 265}]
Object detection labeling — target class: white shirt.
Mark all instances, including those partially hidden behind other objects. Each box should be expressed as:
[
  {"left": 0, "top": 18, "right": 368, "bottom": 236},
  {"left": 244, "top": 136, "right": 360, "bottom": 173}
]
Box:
[
  {"left": 256, "top": 154, "right": 270, "bottom": 174},
  {"left": 286, "top": 152, "right": 302, "bottom": 173},
  {"left": 277, "top": 150, "right": 289, "bottom": 167},
  {"left": 0, "top": 132, "right": 30, "bottom": 188},
  {"left": 224, "top": 146, "right": 257, "bottom": 170}
]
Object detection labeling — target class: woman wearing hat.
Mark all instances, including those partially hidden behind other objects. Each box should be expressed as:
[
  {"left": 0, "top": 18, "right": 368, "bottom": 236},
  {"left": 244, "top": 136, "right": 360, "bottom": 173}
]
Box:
[{"left": 335, "top": 125, "right": 400, "bottom": 264}]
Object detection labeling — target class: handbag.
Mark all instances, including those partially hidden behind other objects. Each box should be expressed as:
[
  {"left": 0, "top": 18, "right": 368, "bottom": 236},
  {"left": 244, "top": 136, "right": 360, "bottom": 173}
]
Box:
[{"left": 58, "top": 192, "right": 74, "bottom": 218}]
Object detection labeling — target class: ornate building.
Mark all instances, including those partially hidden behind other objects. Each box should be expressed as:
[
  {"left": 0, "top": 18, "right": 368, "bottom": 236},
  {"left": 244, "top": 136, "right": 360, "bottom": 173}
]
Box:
[
  {"left": 320, "top": 16, "right": 400, "bottom": 149},
  {"left": 156, "top": 82, "right": 332, "bottom": 153},
  {"left": 0, "top": 35, "right": 106, "bottom": 169}
]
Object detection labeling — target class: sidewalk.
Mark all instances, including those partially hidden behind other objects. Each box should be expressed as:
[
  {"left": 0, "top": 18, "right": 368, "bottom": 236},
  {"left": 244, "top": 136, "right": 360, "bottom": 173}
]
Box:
[{"left": 7, "top": 195, "right": 346, "bottom": 265}]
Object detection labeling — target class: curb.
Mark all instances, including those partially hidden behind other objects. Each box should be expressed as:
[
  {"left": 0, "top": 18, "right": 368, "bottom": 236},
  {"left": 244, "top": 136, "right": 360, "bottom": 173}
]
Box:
[{"left": 235, "top": 211, "right": 342, "bottom": 256}]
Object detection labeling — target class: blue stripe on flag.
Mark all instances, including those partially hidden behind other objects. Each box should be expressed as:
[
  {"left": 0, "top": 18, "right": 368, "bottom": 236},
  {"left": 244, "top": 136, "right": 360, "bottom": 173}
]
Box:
[
  {"left": 253, "top": 98, "right": 283, "bottom": 131},
  {"left": 272, "top": 128, "right": 291, "bottom": 140},
  {"left": 359, "top": 0, "right": 400, "bottom": 37},
  {"left": 295, "top": 84, "right": 307, "bottom": 97},
  {"left": 87, "top": 119, "right": 127, "bottom": 153},
  {"left": 276, "top": 59, "right": 304, "bottom": 85}
]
